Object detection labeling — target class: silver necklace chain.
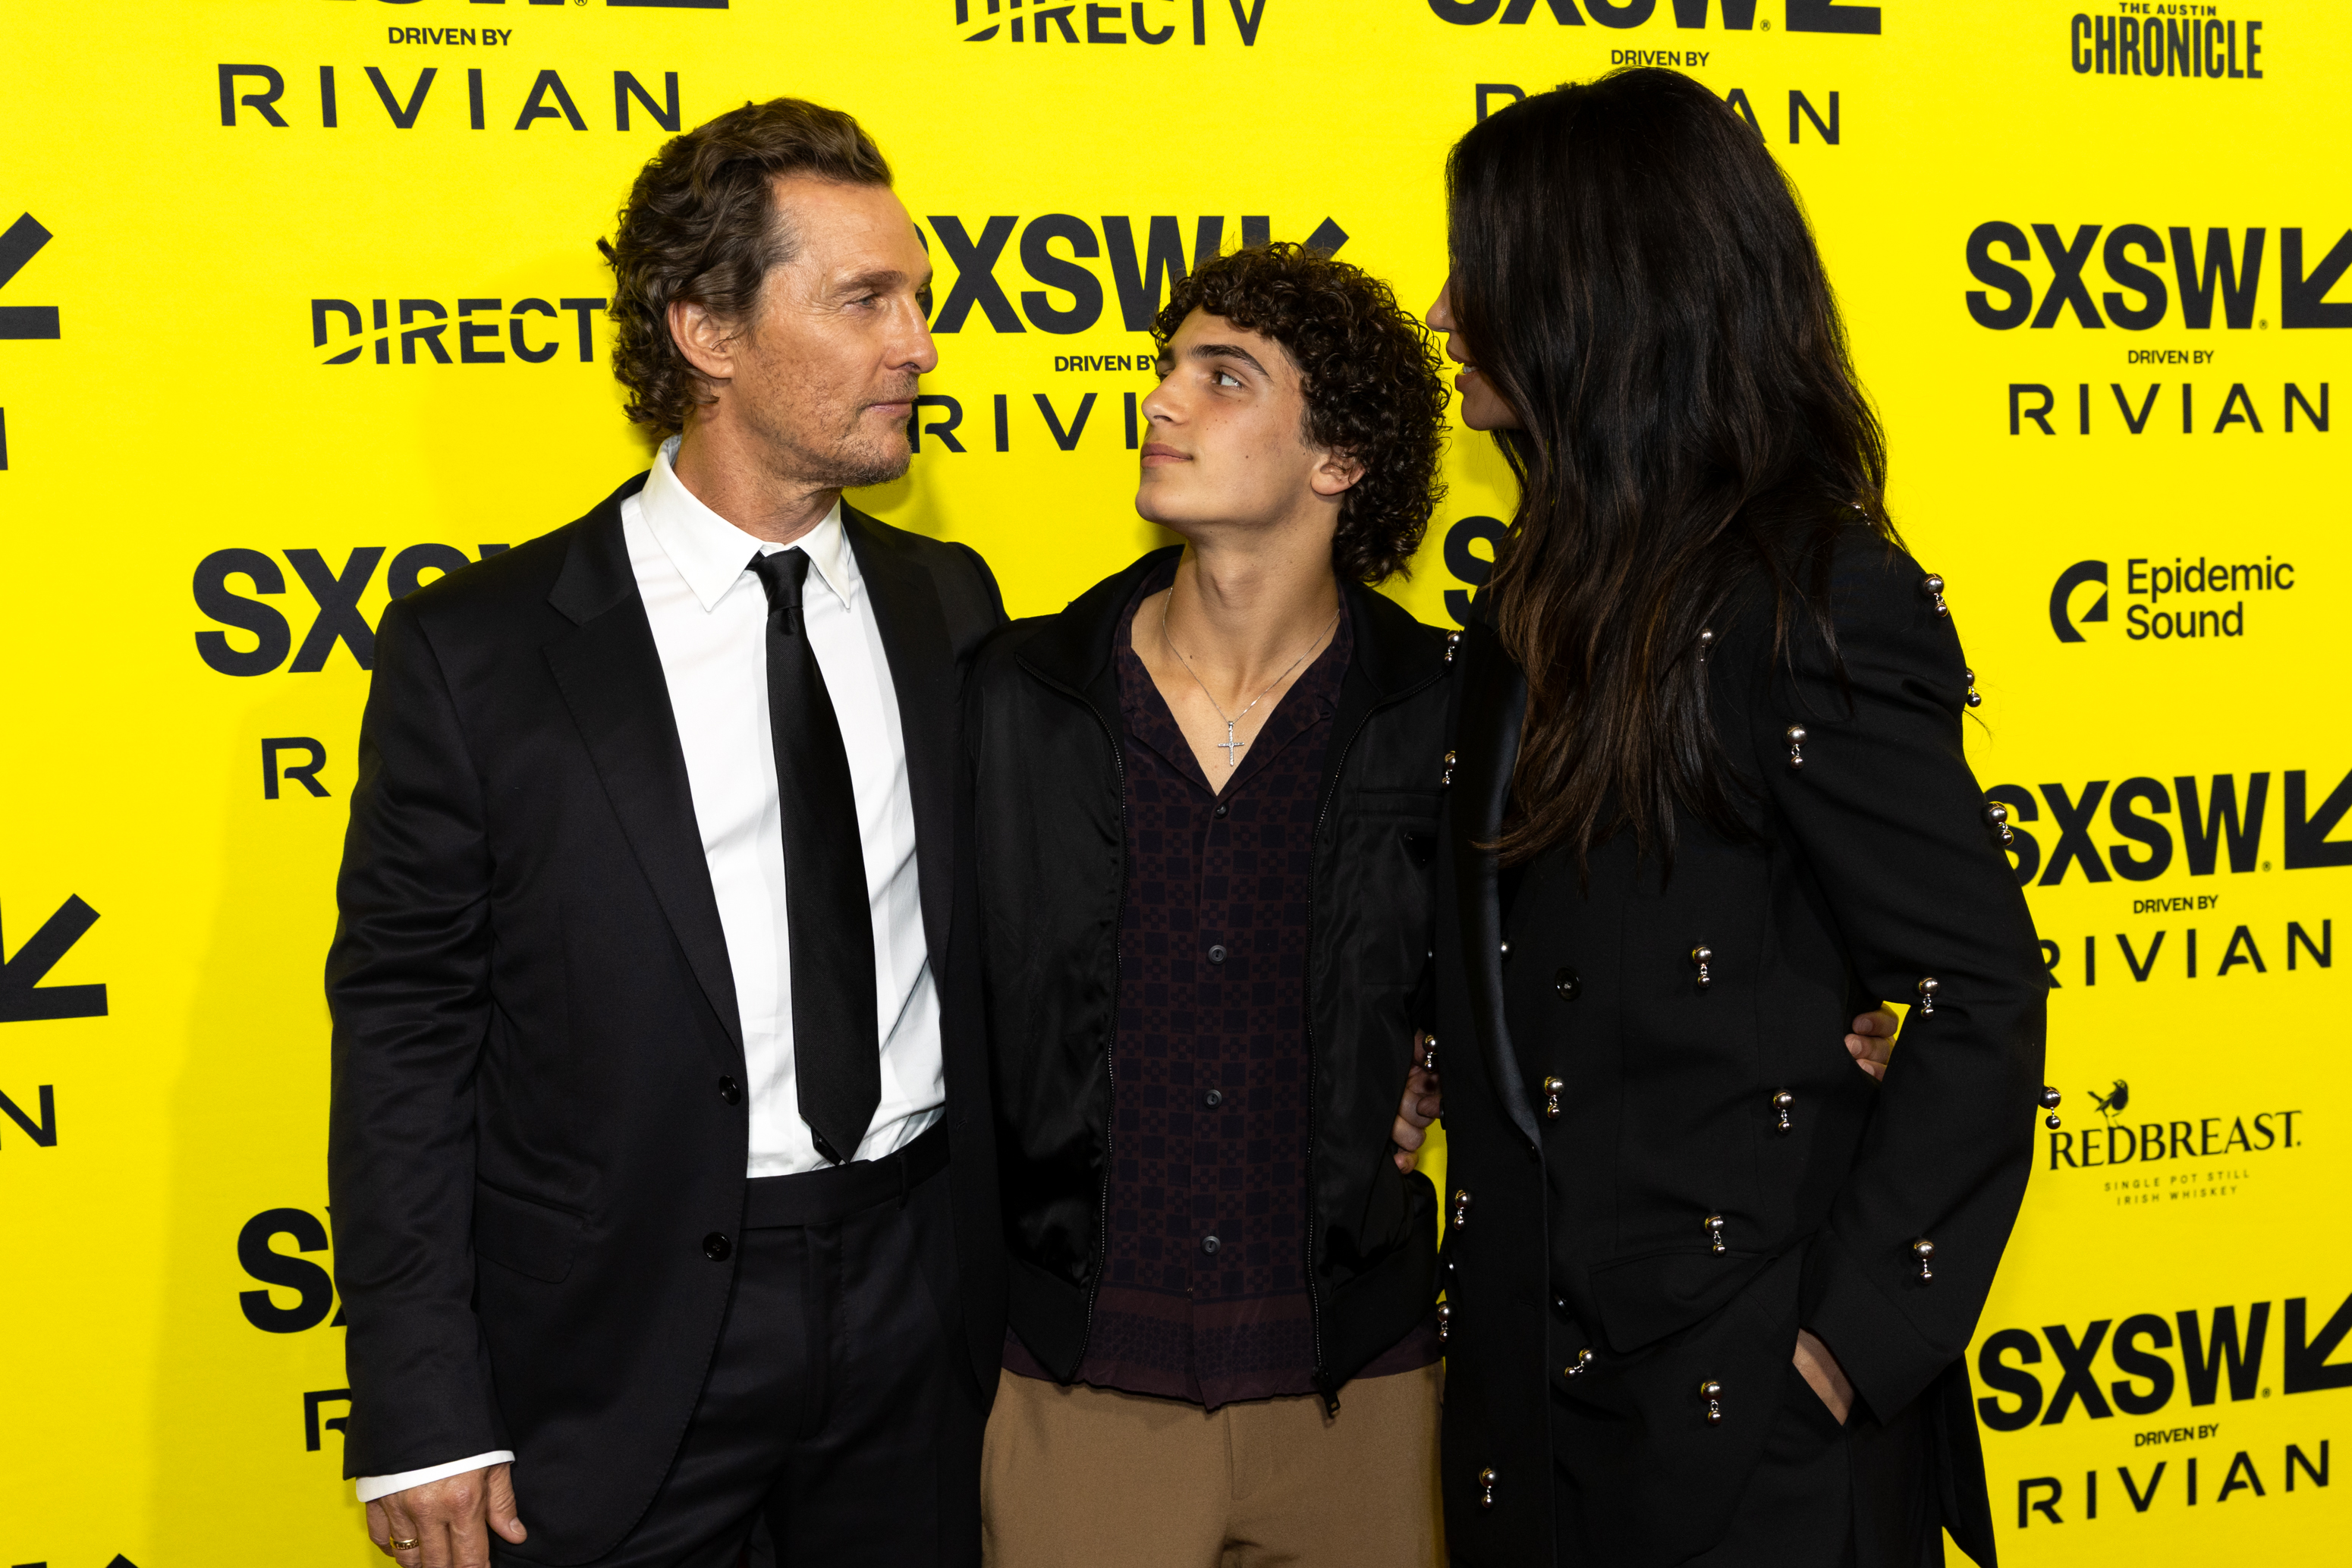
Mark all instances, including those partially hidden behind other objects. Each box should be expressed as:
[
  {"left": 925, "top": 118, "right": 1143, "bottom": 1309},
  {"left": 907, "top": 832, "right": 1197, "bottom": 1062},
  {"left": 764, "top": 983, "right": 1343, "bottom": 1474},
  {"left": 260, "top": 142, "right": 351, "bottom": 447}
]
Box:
[{"left": 1159, "top": 592, "right": 1341, "bottom": 771}]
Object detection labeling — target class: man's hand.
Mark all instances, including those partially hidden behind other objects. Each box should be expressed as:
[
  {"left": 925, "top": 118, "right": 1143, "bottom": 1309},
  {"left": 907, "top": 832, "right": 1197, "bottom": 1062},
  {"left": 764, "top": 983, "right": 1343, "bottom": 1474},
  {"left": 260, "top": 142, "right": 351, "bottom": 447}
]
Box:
[
  {"left": 1793, "top": 1328, "right": 1856, "bottom": 1425},
  {"left": 1391, "top": 1034, "right": 1441, "bottom": 1174},
  {"left": 1845, "top": 1007, "right": 1899, "bottom": 1083},
  {"left": 367, "top": 1464, "right": 526, "bottom": 1568}
]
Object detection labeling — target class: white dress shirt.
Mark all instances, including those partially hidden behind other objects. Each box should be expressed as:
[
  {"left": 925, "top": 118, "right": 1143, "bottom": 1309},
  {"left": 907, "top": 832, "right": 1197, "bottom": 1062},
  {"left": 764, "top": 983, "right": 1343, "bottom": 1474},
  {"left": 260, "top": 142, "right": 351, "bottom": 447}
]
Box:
[{"left": 357, "top": 438, "right": 943, "bottom": 1502}]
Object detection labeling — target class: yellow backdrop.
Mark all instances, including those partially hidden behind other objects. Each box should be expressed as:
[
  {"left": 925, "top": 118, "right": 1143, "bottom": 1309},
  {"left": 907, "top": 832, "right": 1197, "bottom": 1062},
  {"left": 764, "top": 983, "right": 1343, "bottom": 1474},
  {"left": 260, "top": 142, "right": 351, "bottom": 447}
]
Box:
[{"left": 0, "top": 2, "right": 2344, "bottom": 1563}]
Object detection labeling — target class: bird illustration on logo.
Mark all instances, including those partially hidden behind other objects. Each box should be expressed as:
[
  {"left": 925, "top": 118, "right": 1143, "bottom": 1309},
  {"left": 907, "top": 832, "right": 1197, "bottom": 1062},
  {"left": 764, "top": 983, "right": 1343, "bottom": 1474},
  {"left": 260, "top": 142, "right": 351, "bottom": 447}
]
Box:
[{"left": 2089, "top": 1079, "right": 2130, "bottom": 1123}]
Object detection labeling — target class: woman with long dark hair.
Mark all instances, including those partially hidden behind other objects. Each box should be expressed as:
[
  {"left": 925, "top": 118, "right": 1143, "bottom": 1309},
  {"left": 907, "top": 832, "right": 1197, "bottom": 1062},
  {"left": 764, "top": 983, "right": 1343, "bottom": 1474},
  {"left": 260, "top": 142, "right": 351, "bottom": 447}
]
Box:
[{"left": 1421, "top": 71, "right": 2045, "bottom": 1566}]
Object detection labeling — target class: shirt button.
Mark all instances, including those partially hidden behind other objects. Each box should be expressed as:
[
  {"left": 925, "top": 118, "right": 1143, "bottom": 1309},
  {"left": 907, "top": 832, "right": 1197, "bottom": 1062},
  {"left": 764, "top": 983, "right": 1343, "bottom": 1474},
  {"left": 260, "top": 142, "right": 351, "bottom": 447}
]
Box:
[
  {"left": 1214, "top": 803, "right": 1228, "bottom": 818},
  {"left": 1208, "top": 944, "right": 1227, "bottom": 963},
  {"left": 1202, "top": 1234, "right": 1222, "bottom": 1255},
  {"left": 1204, "top": 1089, "right": 1223, "bottom": 1108},
  {"left": 717, "top": 1076, "right": 742, "bottom": 1105},
  {"left": 703, "top": 1233, "right": 732, "bottom": 1262}
]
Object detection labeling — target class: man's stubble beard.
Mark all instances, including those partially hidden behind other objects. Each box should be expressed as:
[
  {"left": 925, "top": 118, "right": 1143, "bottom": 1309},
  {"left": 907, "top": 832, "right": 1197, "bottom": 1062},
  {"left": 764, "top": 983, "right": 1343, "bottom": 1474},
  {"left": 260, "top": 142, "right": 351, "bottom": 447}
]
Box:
[{"left": 753, "top": 381, "right": 917, "bottom": 492}]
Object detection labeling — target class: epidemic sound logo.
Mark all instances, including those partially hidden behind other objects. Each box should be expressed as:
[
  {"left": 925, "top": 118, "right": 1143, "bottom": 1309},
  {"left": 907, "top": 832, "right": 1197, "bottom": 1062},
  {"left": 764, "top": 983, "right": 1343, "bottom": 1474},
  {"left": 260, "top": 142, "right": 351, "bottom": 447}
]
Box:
[
  {"left": 312, "top": 296, "right": 605, "bottom": 365},
  {"left": 1965, "top": 224, "right": 2351, "bottom": 330},
  {"left": 1984, "top": 765, "right": 2352, "bottom": 885},
  {"left": 2048, "top": 553, "right": 2295, "bottom": 642},
  {"left": 193, "top": 542, "right": 510, "bottom": 676},
  {"left": 1426, "top": 0, "right": 1882, "bottom": 33},
  {"left": 2069, "top": 11, "right": 2266, "bottom": 80},
  {"left": 954, "top": 0, "right": 1267, "bottom": 46},
  {"left": 925, "top": 213, "right": 1346, "bottom": 335}
]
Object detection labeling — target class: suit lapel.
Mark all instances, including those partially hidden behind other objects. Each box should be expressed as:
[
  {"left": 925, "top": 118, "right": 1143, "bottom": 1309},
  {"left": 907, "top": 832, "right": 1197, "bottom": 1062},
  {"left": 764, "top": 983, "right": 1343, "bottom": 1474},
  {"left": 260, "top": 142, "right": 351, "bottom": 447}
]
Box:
[
  {"left": 1451, "top": 626, "right": 1542, "bottom": 1147},
  {"left": 543, "top": 485, "right": 744, "bottom": 1067},
  {"left": 843, "top": 507, "right": 958, "bottom": 970}
]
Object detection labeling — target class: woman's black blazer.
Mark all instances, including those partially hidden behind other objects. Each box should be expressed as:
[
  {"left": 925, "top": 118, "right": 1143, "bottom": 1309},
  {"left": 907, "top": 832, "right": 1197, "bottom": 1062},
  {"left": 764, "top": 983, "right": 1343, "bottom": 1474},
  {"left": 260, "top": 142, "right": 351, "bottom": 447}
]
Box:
[{"left": 1433, "top": 531, "right": 2045, "bottom": 1566}]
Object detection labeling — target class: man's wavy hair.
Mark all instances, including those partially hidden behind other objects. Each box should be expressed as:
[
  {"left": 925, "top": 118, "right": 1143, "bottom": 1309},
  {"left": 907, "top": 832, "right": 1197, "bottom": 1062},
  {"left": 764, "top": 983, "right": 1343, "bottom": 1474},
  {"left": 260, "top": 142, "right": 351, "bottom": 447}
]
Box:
[
  {"left": 599, "top": 98, "right": 891, "bottom": 438},
  {"left": 1153, "top": 244, "right": 1450, "bottom": 585}
]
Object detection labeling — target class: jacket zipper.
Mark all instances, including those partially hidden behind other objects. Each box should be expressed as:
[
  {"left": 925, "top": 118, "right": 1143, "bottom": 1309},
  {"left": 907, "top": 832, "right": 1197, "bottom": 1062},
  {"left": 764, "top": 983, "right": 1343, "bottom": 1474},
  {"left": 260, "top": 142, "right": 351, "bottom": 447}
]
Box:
[{"left": 1027, "top": 665, "right": 1128, "bottom": 1373}]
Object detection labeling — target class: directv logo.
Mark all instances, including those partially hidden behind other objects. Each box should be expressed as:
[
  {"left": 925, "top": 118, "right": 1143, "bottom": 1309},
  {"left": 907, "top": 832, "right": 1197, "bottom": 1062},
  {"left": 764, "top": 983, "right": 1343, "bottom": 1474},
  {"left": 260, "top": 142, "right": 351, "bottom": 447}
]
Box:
[{"left": 956, "top": 0, "right": 1268, "bottom": 46}]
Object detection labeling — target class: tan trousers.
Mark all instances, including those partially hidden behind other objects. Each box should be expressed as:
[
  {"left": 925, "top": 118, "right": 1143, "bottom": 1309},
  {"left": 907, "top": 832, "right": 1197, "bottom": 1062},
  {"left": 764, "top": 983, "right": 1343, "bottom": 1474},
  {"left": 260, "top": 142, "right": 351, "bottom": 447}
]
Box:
[{"left": 980, "top": 1363, "right": 1445, "bottom": 1568}]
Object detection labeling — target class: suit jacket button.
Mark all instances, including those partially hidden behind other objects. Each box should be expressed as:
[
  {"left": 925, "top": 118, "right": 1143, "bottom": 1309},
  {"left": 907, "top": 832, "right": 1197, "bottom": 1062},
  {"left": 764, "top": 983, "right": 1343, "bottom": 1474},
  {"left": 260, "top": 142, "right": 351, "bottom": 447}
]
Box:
[
  {"left": 1202, "top": 1233, "right": 1222, "bottom": 1255},
  {"left": 717, "top": 1076, "right": 743, "bottom": 1105},
  {"left": 703, "top": 1232, "right": 732, "bottom": 1262}
]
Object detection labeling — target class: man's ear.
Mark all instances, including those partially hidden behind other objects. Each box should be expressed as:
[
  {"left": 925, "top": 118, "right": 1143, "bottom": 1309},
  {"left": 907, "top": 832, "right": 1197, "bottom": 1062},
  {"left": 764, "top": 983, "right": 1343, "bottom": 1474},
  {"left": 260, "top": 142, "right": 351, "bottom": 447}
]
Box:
[
  {"left": 1309, "top": 447, "right": 1367, "bottom": 501},
  {"left": 668, "top": 297, "right": 737, "bottom": 385}
]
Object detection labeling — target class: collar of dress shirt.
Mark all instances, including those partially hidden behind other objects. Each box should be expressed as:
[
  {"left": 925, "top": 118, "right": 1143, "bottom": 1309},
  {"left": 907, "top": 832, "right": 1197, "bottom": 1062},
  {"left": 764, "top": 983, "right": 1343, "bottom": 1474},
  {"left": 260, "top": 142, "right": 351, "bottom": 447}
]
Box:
[{"left": 641, "top": 434, "right": 857, "bottom": 614}]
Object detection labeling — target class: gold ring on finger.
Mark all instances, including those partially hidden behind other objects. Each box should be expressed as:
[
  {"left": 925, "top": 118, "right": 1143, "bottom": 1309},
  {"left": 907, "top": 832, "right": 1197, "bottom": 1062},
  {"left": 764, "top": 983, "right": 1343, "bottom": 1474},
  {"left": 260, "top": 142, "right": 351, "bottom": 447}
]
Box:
[{"left": 390, "top": 1538, "right": 421, "bottom": 1552}]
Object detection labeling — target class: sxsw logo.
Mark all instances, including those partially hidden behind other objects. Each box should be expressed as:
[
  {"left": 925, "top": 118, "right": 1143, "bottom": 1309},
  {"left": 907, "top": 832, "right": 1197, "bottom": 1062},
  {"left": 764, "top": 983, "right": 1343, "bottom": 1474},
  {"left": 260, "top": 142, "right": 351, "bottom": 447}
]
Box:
[
  {"left": 0, "top": 212, "right": 61, "bottom": 473},
  {"left": 1965, "top": 224, "right": 2352, "bottom": 330},
  {"left": 239, "top": 1206, "right": 341, "bottom": 1334},
  {"left": 311, "top": 296, "right": 605, "bottom": 365},
  {"left": 1985, "top": 766, "right": 2352, "bottom": 886},
  {"left": 1980, "top": 1287, "right": 2343, "bottom": 1530},
  {"left": 955, "top": 1, "right": 1266, "bottom": 46},
  {"left": 2049, "top": 553, "right": 2297, "bottom": 643},
  {"left": 1976, "top": 1286, "right": 2352, "bottom": 1434},
  {"left": 924, "top": 213, "right": 1346, "bottom": 335},
  {"left": 1425, "top": 0, "right": 1881, "bottom": 33},
  {"left": 193, "top": 542, "right": 509, "bottom": 676}
]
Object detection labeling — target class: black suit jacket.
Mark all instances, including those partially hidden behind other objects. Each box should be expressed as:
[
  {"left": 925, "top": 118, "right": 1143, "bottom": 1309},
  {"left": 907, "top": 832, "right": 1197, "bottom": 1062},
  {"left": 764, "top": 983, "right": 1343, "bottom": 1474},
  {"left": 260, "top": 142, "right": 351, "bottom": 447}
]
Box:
[
  {"left": 1434, "top": 533, "right": 2042, "bottom": 1566},
  {"left": 325, "top": 473, "right": 1007, "bottom": 1563}
]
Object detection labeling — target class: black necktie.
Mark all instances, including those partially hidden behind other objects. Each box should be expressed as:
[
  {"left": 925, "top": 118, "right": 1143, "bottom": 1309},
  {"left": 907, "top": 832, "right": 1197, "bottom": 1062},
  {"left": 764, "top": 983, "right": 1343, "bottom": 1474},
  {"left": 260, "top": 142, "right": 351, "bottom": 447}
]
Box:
[{"left": 747, "top": 548, "right": 879, "bottom": 1164}]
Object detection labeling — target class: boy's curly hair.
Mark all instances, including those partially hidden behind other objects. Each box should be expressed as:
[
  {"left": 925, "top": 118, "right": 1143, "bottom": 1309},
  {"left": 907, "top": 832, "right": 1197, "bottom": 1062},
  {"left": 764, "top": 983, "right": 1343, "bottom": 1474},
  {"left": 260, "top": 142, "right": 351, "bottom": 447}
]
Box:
[{"left": 1155, "top": 244, "right": 1451, "bottom": 584}]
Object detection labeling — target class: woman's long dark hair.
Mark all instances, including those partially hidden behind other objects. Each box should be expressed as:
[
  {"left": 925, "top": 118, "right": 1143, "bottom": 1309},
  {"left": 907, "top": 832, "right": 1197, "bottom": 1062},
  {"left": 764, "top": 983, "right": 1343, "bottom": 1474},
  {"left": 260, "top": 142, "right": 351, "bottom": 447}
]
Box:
[{"left": 1448, "top": 68, "right": 1894, "bottom": 868}]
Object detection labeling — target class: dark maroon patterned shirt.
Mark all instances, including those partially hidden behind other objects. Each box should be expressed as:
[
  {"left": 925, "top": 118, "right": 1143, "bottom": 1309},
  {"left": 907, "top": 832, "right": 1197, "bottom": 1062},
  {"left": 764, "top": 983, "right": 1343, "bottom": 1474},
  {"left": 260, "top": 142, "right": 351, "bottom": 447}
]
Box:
[{"left": 1004, "top": 565, "right": 1435, "bottom": 1408}]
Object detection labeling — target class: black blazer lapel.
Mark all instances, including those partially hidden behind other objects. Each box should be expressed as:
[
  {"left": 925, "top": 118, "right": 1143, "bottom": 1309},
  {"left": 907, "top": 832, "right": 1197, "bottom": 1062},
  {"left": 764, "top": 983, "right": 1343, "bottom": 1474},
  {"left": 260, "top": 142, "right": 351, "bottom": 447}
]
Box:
[
  {"left": 543, "top": 482, "right": 745, "bottom": 1067},
  {"left": 843, "top": 507, "right": 958, "bottom": 969},
  {"left": 1451, "top": 625, "right": 1542, "bottom": 1148}
]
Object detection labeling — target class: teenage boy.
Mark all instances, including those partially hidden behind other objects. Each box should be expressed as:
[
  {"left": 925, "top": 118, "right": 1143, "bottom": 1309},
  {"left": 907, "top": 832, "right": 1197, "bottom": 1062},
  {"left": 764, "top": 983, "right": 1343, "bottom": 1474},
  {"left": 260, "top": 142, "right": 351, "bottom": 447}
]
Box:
[{"left": 966, "top": 244, "right": 1457, "bottom": 1566}]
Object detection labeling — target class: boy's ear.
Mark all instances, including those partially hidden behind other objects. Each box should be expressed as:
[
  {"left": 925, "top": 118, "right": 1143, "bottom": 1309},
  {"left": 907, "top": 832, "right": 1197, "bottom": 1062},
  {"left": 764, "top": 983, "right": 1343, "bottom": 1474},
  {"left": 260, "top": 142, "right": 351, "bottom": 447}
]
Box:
[{"left": 1310, "top": 447, "right": 1366, "bottom": 499}]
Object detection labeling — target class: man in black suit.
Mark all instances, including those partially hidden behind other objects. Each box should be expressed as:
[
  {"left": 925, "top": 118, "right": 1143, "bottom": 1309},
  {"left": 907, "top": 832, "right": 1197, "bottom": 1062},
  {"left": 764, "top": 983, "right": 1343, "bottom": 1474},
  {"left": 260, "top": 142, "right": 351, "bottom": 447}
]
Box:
[{"left": 327, "top": 100, "right": 1004, "bottom": 1568}]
